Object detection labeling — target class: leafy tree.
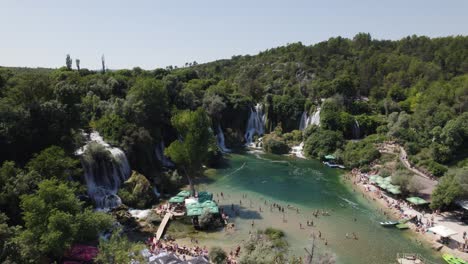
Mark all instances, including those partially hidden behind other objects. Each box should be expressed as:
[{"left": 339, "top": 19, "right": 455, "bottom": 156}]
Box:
[
  {"left": 209, "top": 246, "right": 227, "bottom": 264},
  {"left": 342, "top": 140, "right": 380, "bottom": 168},
  {"left": 17, "top": 179, "right": 112, "bottom": 261},
  {"left": 165, "top": 108, "right": 212, "bottom": 194},
  {"left": 430, "top": 169, "right": 466, "bottom": 210},
  {"left": 125, "top": 77, "right": 169, "bottom": 133},
  {"left": 117, "top": 171, "right": 156, "bottom": 208},
  {"left": 75, "top": 59, "right": 80, "bottom": 71},
  {"left": 303, "top": 127, "right": 344, "bottom": 158},
  {"left": 26, "top": 146, "right": 82, "bottom": 181},
  {"left": 66, "top": 54, "right": 72, "bottom": 70},
  {"left": 95, "top": 229, "right": 144, "bottom": 264}
]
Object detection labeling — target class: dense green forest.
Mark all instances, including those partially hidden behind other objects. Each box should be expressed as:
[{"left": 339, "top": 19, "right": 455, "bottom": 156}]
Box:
[{"left": 1, "top": 34, "right": 468, "bottom": 262}]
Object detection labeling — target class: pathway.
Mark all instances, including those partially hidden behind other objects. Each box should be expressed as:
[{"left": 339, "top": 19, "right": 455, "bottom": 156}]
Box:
[
  {"left": 156, "top": 212, "right": 173, "bottom": 240},
  {"left": 378, "top": 142, "right": 437, "bottom": 198},
  {"left": 398, "top": 147, "right": 438, "bottom": 197}
]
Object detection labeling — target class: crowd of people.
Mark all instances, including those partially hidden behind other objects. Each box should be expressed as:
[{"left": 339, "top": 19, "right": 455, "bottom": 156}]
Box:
[
  {"left": 146, "top": 237, "right": 209, "bottom": 261},
  {"left": 348, "top": 167, "right": 468, "bottom": 257}
]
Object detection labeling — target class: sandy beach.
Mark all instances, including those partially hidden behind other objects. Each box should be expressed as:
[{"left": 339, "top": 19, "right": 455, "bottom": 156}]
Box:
[{"left": 345, "top": 170, "right": 468, "bottom": 261}]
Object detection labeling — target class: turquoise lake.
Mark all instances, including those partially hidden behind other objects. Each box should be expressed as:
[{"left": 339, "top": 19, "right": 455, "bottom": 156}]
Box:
[{"left": 192, "top": 153, "right": 441, "bottom": 264}]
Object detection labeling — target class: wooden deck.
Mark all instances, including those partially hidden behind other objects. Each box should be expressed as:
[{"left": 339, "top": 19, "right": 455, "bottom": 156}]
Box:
[{"left": 156, "top": 212, "right": 172, "bottom": 240}]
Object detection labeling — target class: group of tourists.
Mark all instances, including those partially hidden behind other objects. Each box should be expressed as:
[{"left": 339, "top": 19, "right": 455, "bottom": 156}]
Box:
[{"left": 146, "top": 237, "right": 209, "bottom": 261}]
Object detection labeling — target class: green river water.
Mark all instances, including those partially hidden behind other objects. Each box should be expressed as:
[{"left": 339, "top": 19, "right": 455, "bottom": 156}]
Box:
[{"left": 191, "top": 152, "right": 441, "bottom": 264}]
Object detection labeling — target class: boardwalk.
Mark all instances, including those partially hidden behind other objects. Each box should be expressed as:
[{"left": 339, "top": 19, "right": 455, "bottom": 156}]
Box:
[{"left": 156, "top": 212, "right": 172, "bottom": 240}]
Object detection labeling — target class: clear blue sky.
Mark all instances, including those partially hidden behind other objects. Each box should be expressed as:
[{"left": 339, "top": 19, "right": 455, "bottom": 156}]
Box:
[{"left": 1, "top": 0, "right": 467, "bottom": 70}]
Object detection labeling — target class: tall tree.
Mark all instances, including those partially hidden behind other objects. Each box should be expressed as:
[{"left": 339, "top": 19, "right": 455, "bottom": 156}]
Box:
[
  {"left": 75, "top": 59, "right": 80, "bottom": 71},
  {"left": 101, "top": 54, "right": 106, "bottom": 73},
  {"left": 65, "top": 54, "right": 72, "bottom": 70},
  {"left": 165, "top": 108, "right": 212, "bottom": 194}
]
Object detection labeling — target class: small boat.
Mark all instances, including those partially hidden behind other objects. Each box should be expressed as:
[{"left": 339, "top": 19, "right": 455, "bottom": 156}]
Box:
[
  {"left": 442, "top": 253, "right": 467, "bottom": 264},
  {"left": 396, "top": 223, "right": 409, "bottom": 229},
  {"left": 379, "top": 221, "right": 398, "bottom": 226},
  {"left": 323, "top": 161, "right": 345, "bottom": 169}
]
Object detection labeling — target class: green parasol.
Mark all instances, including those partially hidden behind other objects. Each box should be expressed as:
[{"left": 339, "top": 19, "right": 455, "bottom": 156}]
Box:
[
  {"left": 177, "top": 190, "right": 191, "bottom": 197},
  {"left": 169, "top": 196, "right": 185, "bottom": 203},
  {"left": 406, "top": 197, "right": 429, "bottom": 205}
]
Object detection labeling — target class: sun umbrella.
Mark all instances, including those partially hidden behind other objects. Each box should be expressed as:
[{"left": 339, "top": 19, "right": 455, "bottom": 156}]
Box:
[{"left": 406, "top": 197, "right": 429, "bottom": 205}]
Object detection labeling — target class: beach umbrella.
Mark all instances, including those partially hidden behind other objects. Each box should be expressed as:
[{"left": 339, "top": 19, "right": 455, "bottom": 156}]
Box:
[
  {"left": 186, "top": 207, "right": 204, "bottom": 216},
  {"left": 177, "top": 190, "right": 191, "bottom": 197},
  {"left": 197, "top": 191, "right": 213, "bottom": 202},
  {"left": 406, "top": 197, "right": 429, "bottom": 205},
  {"left": 186, "top": 202, "right": 202, "bottom": 209},
  {"left": 374, "top": 176, "right": 384, "bottom": 184},
  {"left": 387, "top": 186, "right": 401, "bottom": 195},
  {"left": 369, "top": 175, "right": 378, "bottom": 183},
  {"left": 169, "top": 196, "right": 185, "bottom": 203}
]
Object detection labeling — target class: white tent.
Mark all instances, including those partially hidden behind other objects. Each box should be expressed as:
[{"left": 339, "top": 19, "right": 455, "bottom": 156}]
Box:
[
  {"left": 185, "top": 197, "right": 198, "bottom": 205},
  {"left": 428, "top": 225, "right": 457, "bottom": 237}
]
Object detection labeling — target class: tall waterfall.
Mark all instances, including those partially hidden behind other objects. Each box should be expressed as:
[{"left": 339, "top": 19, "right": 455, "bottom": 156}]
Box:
[
  {"left": 299, "top": 107, "right": 321, "bottom": 131},
  {"left": 76, "top": 131, "right": 131, "bottom": 210},
  {"left": 244, "top": 103, "right": 266, "bottom": 145},
  {"left": 155, "top": 141, "right": 174, "bottom": 167},
  {"left": 352, "top": 119, "right": 361, "bottom": 139},
  {"left": 216, "top": 123, "right": 231, "bottom": 153}
]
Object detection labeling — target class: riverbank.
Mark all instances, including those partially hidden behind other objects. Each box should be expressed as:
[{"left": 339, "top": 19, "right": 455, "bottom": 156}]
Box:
[{"left": 344, "top": 170, "right": 468, "bottom": 262}]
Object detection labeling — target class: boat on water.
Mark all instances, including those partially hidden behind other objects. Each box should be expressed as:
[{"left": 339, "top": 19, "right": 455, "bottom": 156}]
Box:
[
  {"left": 322, "top": 161, "right": 345, "bottom": 169},
  {"left": 442, "top": 253, "right": 467, "bottom": 264},
  {"left": 380, "top": 221, "right": 399, "bottom": 226},
  {"left": 396, "top": 223, "right": 410, "bottom": 230}
]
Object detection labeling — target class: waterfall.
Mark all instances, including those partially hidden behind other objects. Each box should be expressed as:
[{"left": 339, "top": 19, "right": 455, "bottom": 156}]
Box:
[
  {"left": 299, "top": 111, "right": 308, "bottom": 131},
  {"left": 216, "top": 123, "right": 231, "bottom": 153},
  {"left": 244, "top": 103, "right": 266, "bottom": 145},
  {"left": 76, "top": 131, "right": 131, "bottom": 210},
  {"left": 352, "top": 119, "right": 361, "bottom": 139},
  {"left": 299, "top": 107, "right": 321, "bottom": 131},
  {"left": 155, "top": 140, "right": 174, "bottom": 167},
  {"left": 290, "top": 141, "right": 306, "bottom": 159}
]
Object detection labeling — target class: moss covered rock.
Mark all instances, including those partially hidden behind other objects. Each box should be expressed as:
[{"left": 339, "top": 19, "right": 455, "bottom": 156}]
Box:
[
  {"left": 118, "top": 171, "right": 156, "bottom": 208},
  {"left": 263, "top": 134, "right": 290, "bottom": 154}
]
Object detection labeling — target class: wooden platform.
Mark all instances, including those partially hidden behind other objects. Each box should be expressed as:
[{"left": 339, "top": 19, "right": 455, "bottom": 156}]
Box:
[{"left": 156, "top": 212, "right": 172, "bottom": 240}]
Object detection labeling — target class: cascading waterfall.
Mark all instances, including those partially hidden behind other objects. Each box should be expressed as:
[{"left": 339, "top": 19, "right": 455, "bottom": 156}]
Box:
[
  {"left": 155, "top": 140, "right": 174, "bottom": 167},
  {"left": 299, "top": 111, "right": 308, "bottom": 131},
  {"left": 216, "top": 123, "right": 231, "bottom": 153},
  {"left": 76, "top": 131, "right": 131, "bottom": 210},
  {"left": 290, "top": 141, "right": 306, "bottom": 159},
  {"left": 352, "top": 119, "right": 361, "bottom": 139},
  {"left": 244, "top": 103, "right": 266, "bottom": 145},
  {"left": 299, "top": 107, "right": 321, "bottom": 131}
]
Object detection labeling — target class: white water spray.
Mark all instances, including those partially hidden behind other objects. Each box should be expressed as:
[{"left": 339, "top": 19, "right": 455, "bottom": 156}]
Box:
[
  {"left": 216, "top": 123, "right": 231, "bottom": 153},
  {"left": 244, "top": 103, "right": 266, "bottom": 145},
  {"left": 299, "top": 107, "right": 321, "bottom": 131},
  {"left": 76, "top": 131, "right": 131, "bottom": 210},
  {"left": 352, "top": 119, "right": 361, "bottom": 139}
]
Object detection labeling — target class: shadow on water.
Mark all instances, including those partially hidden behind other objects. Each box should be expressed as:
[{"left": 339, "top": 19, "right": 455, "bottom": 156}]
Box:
[{"left": 219, "top": 204, "right": 263, "bottom": 220}]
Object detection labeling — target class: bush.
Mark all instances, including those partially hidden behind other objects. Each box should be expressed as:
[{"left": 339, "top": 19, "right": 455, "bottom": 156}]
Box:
[
  {"left": 263, "top": 134, "right": 290, "bottom": 154},
  {"left": 209, "top": 246, "right": 227, "bottom": 264},
  {"left": 303, "top": 128, "right": 344, "bottom": 158},
  {"left": 342, "top": 141, "right": 380, "bottom": 168},
  {"left": 427, "top": 161, "right": 448, "bottom": 177},
  {"left": 117, "top": 171, "right": 157, "bottom": 208}
]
